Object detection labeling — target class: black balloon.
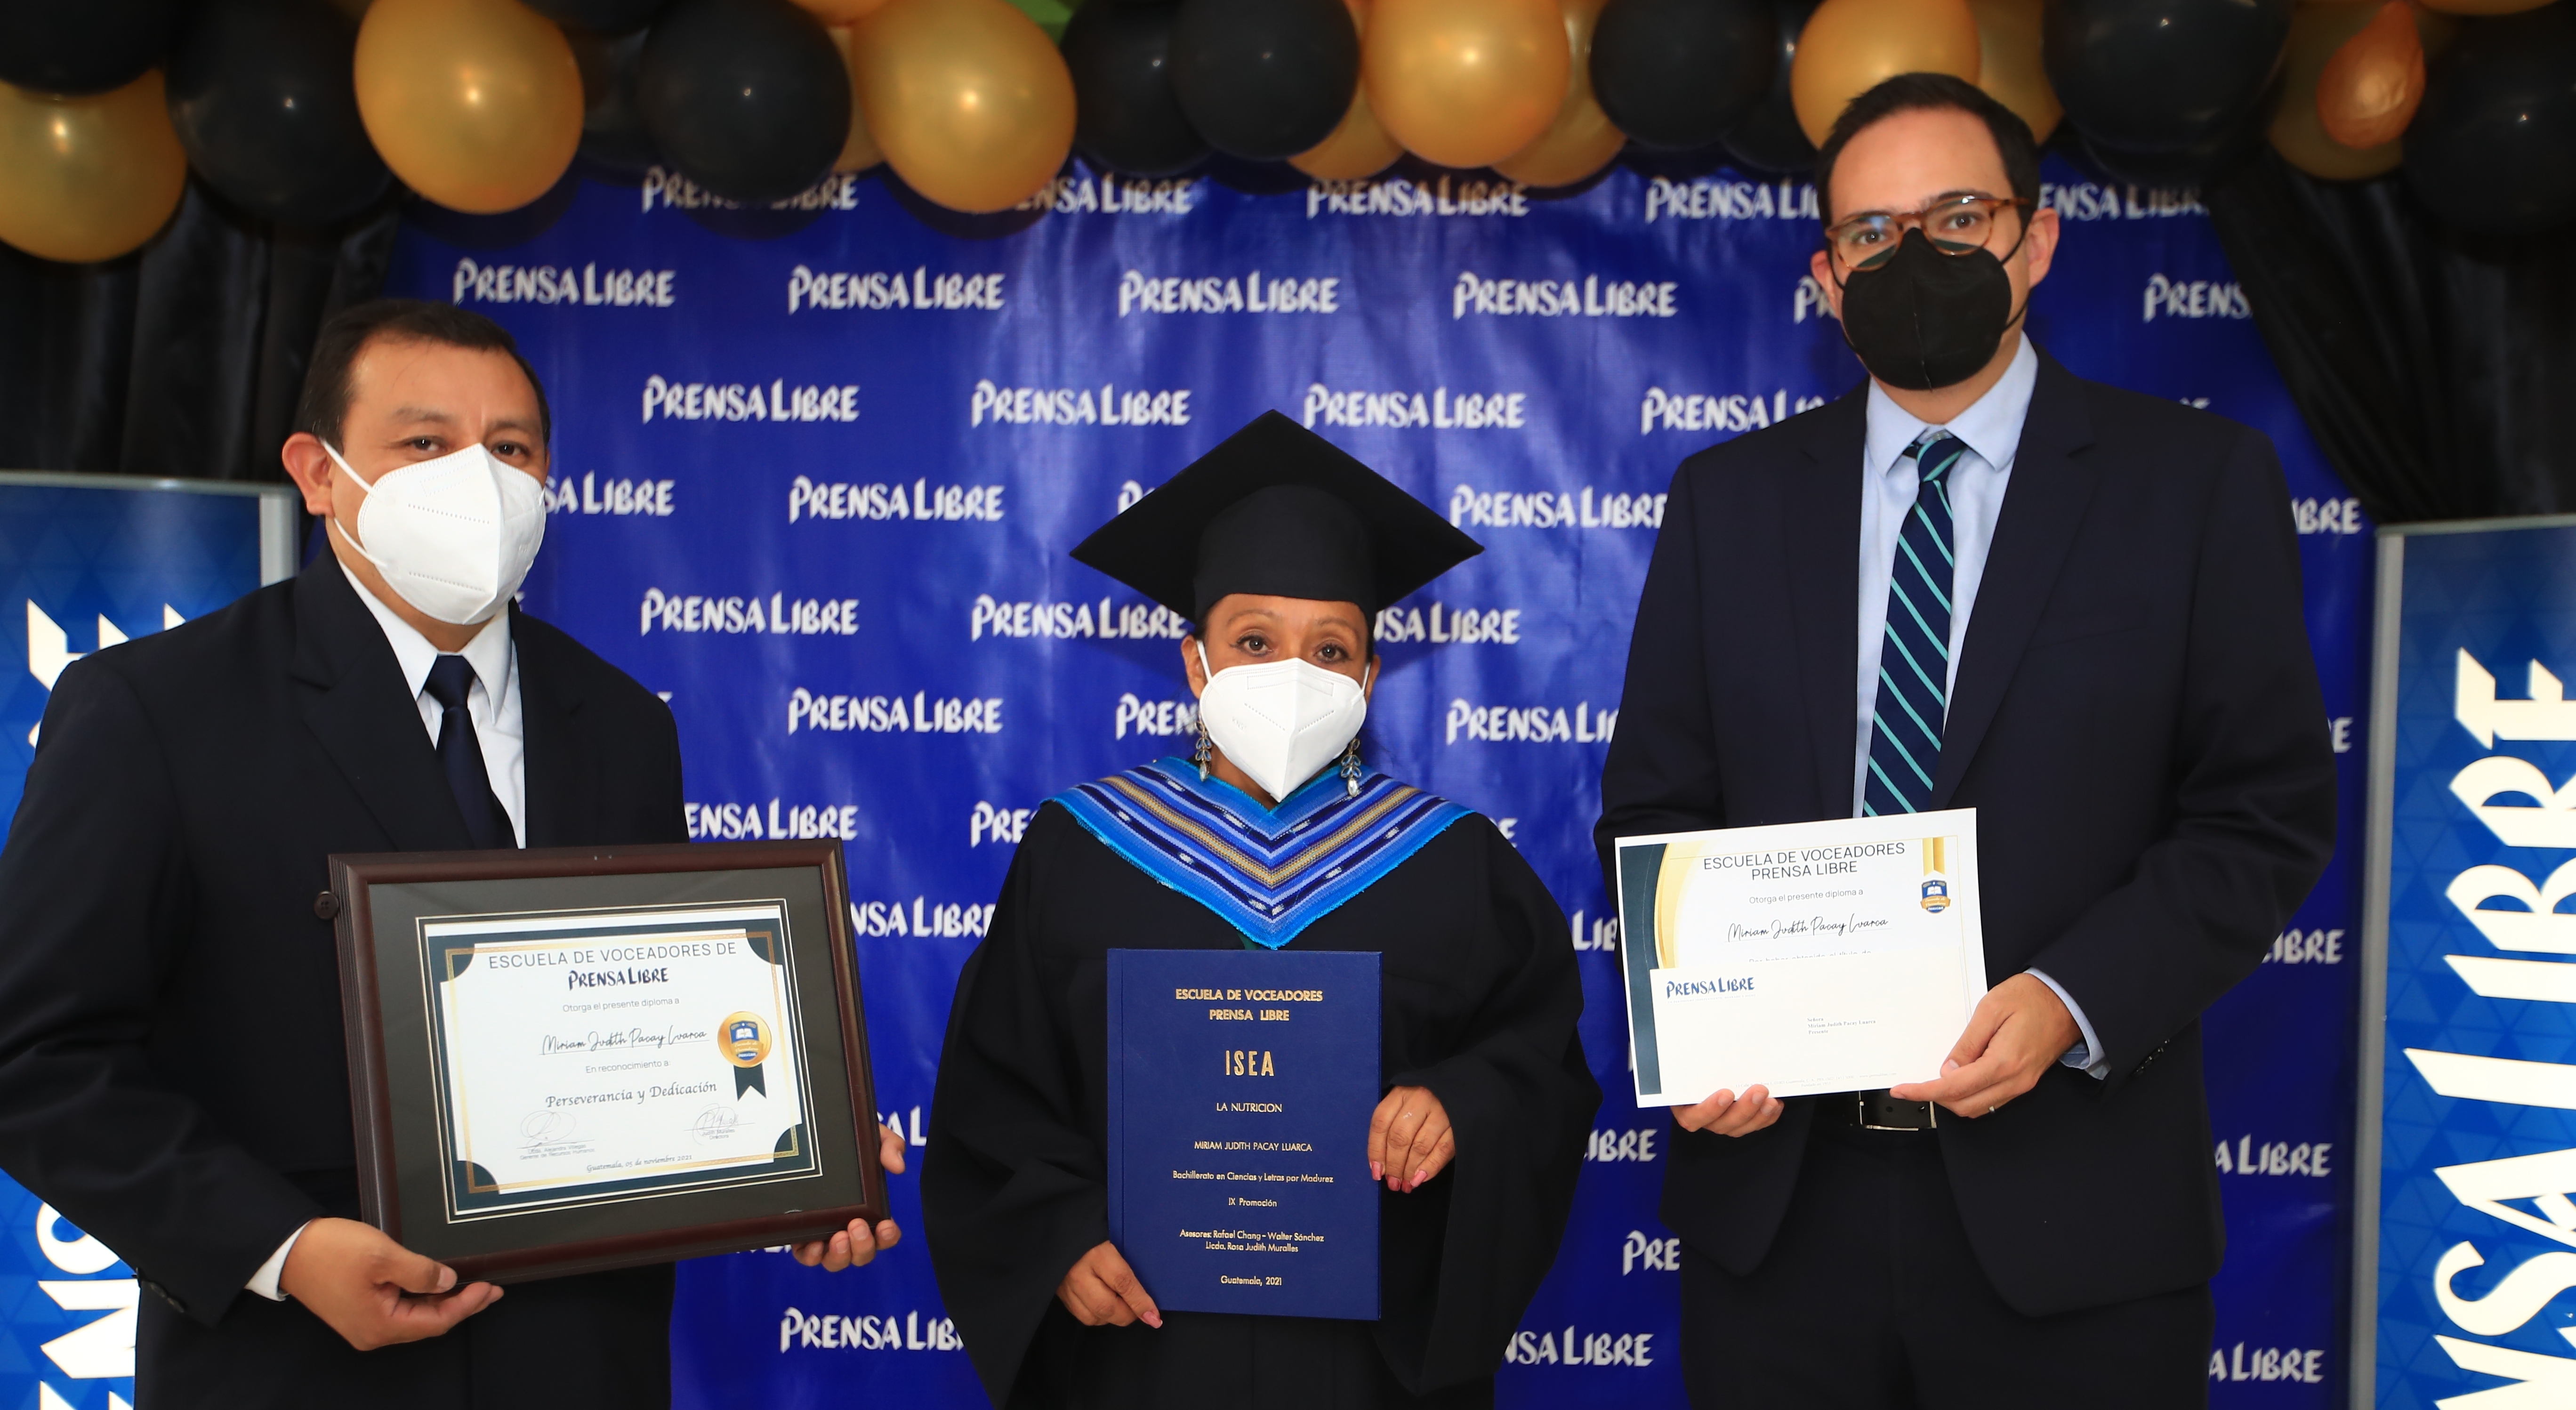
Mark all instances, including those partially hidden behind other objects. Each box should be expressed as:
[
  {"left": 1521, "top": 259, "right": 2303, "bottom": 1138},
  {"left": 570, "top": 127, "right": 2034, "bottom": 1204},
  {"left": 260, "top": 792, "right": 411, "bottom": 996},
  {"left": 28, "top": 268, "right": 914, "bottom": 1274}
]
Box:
[
  {"left": 2045, "top": 0, "right": 2290, "bottom": 154},
  {"left": 636, "top": 0, "right": 848, "bottom": 205},
  {"left": 1168, "top": 0, "right": 1357, "bottom": 162},
  {"left": 2078, "top": 123, "right": 2258, "bottom": 191},
  {"left": 569, "top": 27, "right": 660, "bottom": 177},
  {"left": 1719, "top": 0, "right": 1816, "bottom": 176},
  {"left": 0, "top": 0, "right": 181, "bottom": 95},
  {"left": 1591, "top": 0, "right": 1775, "bottom": 152},
  {"left": 528, "top": 0, "right": 669, "bottom": 34},
  {"left": 2405, "top": 5, "right": 2576, "bottom": 238},
  {"left": 165, "top": 0, "right": 391, "bottom": 226},
  {"left": 1064, "top": 2, "right": 1208, "bottom": 177}
]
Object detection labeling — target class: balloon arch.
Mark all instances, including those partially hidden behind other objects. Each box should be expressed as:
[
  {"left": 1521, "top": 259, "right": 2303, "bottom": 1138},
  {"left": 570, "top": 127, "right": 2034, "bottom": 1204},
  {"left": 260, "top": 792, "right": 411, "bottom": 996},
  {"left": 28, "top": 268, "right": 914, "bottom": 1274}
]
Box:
[{"left": 1, "top": 0, "right": 2572, "bottom": 266}]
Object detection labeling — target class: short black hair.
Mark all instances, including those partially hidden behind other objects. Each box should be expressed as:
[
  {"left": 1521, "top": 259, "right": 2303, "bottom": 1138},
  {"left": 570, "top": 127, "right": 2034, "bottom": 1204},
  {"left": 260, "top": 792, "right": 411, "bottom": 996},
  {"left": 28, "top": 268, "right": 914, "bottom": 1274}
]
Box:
[
  {"left": 294, "top": 298, "right": 552, "bottom": 449},
  {"left": 1813, "top": 73, "right": 2041, "bottom": 225}
]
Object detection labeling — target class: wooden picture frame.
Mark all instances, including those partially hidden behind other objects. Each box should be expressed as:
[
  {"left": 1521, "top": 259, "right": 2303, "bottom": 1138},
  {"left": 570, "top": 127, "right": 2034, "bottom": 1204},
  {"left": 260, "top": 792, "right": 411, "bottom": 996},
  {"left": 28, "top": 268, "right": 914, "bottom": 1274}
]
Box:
[{"left": 329, "top": 839, "right": 881, "bottom": 1284}]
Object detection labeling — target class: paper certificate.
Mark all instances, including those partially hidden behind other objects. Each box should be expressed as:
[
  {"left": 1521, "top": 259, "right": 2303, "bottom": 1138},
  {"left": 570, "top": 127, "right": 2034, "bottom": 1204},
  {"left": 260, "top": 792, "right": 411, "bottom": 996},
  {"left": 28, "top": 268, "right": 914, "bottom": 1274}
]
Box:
[
  {"left": 1613, "top": 810, "right": 1989, "bottom": 1106},
  {"left": 418, "top": 902, "right": 822, "bottom": 1221}
]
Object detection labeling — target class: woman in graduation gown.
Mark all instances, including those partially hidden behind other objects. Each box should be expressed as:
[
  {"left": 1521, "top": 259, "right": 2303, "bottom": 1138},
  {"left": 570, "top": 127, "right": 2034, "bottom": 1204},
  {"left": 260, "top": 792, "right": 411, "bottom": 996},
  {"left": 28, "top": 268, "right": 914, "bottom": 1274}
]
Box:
[{"left": 924, "top": 412, "right": 1599, "bottom": 1409}]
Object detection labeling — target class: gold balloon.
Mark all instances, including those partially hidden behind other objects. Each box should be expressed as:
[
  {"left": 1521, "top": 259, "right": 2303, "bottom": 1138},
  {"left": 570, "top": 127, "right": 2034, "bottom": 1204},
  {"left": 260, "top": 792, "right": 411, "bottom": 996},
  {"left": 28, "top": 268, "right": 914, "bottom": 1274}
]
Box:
[
  {"left": 2417, "top": 0, "right": 2556, "bottom": 14},
  {"left": 0, "top": 71, "right": 186, "bottom": 264},
  {"left": 1365, "top": 0, "right": 1570, "bottom": 170},
  {"left": 2319, "top": 0, "right": 2424, "bottom": 148},
  {"left": 2270, "top": 0, "right": 2434, "bottom": 178},
  {"left": 1968, "top": 0, "right": 2060, "bottom": 142},
  {"left": 827, "top": 25, "right": 883, "bottom": 172},
  {"left": 796, "top": 0, "right": 894, "bottom": 22},
  {"left": 354, "top": 0, "right": 583, "bottom": 214},
  {"left": 1790, "top": 0, "right": 1980, "bottom": 147},
  {"left": 1494, "top": 0, "right": 1626, "bottom": 187},
  {"left": 850, "top": 0, "right": 1073, "bottom": 213},
  {"left": 1294, "top": 0, "right": 1403, "bottom": 180},
  {"left": 1292, "top": 84, "right": 1406, "bottom": 180}
]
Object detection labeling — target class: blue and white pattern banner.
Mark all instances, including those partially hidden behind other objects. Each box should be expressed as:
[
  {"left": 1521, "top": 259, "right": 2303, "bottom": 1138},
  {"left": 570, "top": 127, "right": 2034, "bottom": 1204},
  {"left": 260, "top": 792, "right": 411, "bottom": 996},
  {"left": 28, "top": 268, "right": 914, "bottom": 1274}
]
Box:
[
  {"left": 408, "top": 152, "right": 2365, "bottom": 1408},
  {"left": 2364, "top": 519, "right": 2576, "bottom": 1408}
]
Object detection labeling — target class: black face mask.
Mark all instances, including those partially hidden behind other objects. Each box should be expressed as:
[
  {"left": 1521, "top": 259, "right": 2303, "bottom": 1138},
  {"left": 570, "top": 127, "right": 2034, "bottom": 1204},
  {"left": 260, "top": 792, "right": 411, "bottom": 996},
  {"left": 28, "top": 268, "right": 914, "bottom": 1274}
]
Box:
[{"left": 1834, "top": 227, "right": 2025, "bottom": 391}]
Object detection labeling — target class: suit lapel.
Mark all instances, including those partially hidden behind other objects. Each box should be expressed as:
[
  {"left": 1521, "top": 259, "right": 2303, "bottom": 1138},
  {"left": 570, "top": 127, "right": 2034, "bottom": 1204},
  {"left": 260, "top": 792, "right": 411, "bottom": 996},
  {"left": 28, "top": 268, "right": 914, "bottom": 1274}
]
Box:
[
  {"left": 515, "top": 612, "right": 591, "bottom": 849},
  {"left": 1930, "top": 354, "right": 2101, "bottom": 809},
  {"left": 290, "top": 556, "right": 475, "bottom": 852},
  {"left": 1786, "top": 393, "right": 1868, "bottom": 820}
]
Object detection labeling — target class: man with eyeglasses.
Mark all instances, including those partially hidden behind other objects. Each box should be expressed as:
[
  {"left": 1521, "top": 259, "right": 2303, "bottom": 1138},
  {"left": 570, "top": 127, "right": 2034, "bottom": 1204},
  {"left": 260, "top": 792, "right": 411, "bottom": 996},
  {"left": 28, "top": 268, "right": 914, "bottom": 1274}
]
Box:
[{"left": 1597, "top": 73, "right": 2335, "bottom": 1406}]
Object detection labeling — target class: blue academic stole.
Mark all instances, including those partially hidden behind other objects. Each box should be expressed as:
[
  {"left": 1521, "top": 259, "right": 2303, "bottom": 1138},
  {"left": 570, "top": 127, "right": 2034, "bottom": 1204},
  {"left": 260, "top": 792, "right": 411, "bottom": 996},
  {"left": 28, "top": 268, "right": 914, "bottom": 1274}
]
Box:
[{"left": 1051, "top": 758, "right": 1472, "bottom": 948}]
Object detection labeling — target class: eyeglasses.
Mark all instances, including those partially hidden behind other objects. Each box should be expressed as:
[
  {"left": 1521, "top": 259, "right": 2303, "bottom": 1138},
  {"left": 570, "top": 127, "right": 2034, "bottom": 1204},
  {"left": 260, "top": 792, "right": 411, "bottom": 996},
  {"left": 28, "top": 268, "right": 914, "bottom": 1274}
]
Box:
[{"left": 1824, "top": 194, "right": 2034, "bottom": 270}]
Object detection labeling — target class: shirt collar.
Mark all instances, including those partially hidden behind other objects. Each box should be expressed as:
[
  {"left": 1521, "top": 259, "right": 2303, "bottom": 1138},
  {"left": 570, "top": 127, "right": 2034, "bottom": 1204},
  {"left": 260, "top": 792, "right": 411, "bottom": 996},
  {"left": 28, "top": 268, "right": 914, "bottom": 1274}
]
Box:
[
  {"left": 1863, "top": 333, "right": 2040, "bottom": 478},
  {"left": 338, "top": 560, "right": 513, "bottom": 703}
]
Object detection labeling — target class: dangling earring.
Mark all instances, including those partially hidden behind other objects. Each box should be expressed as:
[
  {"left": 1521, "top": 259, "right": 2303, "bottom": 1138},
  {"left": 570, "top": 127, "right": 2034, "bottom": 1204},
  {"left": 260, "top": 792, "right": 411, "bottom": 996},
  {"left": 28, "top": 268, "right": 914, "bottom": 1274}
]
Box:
[
  {"left": 1341, "top": 738, "right": 1363, "bottom": 798},
  {"left": 1193, "top": 716, "right": 1212, "bottom": 782}
]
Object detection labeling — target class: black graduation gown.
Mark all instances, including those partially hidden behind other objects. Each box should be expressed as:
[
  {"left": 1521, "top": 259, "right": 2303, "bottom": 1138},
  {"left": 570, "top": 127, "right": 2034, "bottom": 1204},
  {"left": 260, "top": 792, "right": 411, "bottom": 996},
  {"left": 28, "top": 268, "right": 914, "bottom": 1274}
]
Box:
[{"left": 924, "top": 799, "right": 1598, "bottom": 1409}]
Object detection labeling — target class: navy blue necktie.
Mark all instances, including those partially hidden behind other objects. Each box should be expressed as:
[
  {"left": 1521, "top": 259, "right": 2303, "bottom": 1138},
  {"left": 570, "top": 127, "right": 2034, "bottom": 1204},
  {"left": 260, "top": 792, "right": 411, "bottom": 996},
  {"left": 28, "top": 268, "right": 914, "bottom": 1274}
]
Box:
[
  {"left": 1863, "top": 431, "right": 1966, "bottom": 816},
  {"left": 425, "top": 655, "right": 515, "bottom": 849}
]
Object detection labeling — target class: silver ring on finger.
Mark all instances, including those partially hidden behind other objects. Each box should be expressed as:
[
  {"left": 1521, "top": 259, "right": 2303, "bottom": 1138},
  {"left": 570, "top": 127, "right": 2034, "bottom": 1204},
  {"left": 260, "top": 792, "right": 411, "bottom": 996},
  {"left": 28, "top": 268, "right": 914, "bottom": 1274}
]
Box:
[{"left": 1987, "top": 1104, "right": 1999, "bottom": 1116}]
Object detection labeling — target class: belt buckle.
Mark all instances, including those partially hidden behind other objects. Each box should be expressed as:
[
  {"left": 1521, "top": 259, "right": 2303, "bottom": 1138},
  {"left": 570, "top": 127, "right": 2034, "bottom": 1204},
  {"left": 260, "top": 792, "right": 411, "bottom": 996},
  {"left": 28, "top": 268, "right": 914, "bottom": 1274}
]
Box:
[{"left": 1857, "top": 1090, "right": 1936, "bottom": 1131}]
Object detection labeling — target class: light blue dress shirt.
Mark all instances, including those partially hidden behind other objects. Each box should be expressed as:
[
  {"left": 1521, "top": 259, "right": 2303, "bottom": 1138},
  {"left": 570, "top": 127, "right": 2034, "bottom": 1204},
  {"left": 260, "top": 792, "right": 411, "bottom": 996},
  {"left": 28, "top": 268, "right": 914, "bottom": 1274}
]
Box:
[{"left": 1852, "top": 336, "right": 2109, "bottom": 1080}]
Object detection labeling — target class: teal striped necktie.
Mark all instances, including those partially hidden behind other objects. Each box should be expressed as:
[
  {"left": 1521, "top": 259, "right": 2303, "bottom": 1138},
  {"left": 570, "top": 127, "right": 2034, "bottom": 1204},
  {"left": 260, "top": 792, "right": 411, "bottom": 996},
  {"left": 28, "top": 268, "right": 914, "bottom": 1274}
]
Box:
[{"left": 1863, "top": 431, "right": 1964, "bottom": 816}]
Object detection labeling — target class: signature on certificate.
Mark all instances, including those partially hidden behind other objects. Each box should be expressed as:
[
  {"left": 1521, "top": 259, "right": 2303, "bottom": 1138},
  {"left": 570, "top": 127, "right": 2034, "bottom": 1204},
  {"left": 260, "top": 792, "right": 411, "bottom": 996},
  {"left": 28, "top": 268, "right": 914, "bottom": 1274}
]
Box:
[{"left": 691, "top": 1105, "right": 741, "bottom": 1144}]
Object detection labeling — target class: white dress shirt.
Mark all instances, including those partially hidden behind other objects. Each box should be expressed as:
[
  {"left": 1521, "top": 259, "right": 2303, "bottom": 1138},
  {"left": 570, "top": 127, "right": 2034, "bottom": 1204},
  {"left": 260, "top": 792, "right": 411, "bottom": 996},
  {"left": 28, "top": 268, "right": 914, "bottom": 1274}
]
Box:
[
  {"left": 247, "top": 564, "right": 527, "bottom": 1301},
  {"left": 1850, "top": 336, "right": 2107, "bottom": 1080}
]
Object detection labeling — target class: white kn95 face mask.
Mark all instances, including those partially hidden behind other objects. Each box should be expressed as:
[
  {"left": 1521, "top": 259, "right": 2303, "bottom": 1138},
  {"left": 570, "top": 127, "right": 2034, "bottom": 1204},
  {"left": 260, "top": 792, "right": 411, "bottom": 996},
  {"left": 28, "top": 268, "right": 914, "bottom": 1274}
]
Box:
[
  {"left": 1196, "top": 640, "right": 1371, "bottom": 803},
  {"left": 324, "top": 440, "right": 548, "bottom": 626}
]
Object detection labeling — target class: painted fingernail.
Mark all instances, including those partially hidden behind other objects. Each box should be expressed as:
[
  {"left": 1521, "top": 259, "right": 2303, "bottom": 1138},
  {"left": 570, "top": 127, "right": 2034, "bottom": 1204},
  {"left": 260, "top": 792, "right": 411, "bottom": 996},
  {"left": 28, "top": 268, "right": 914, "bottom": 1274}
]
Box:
[
  {"left": 1370, "top": 1161, "right": 1382, "bottom": 1181},
  {"left": 1414, "top": 1169, "right": 1428, "bottom": 1185}
]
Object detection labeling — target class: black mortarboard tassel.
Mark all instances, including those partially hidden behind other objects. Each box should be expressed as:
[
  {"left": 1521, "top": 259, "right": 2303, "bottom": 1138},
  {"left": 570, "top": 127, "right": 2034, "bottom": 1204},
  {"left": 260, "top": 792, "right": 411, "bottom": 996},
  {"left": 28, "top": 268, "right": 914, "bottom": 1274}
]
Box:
[{"left": 1070, "top": 411, "right": 1483, "bottom": 621}]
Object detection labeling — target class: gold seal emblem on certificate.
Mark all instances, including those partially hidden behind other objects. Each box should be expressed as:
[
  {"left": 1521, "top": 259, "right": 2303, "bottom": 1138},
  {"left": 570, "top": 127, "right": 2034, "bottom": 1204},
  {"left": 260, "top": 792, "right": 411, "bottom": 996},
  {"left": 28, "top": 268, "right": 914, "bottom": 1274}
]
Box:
[
  {"left": 721, "top": 1012, "right": 773, "bottom": 1067},
  {"left": 1919, "top": 836, "right": 1952, "bottom": 913}
]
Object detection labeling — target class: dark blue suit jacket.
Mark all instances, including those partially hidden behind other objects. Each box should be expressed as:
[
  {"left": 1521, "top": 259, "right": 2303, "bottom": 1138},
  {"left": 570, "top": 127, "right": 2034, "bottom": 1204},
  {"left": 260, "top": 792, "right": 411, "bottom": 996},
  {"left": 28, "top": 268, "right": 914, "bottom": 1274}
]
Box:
[
  {"left": 1595, "top": 351, "right": 2337, "bottom": 1316},
  {"left": 0, "top": 555, "right": 685, "bottom": 1329}
]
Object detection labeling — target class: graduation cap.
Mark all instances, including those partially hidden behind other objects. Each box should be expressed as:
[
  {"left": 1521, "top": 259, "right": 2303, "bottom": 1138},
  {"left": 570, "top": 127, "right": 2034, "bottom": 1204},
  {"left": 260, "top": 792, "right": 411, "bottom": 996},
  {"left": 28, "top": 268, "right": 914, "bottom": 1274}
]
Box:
[{"left": 1071, "top": 411, "right": 1483, "bottom": 623}]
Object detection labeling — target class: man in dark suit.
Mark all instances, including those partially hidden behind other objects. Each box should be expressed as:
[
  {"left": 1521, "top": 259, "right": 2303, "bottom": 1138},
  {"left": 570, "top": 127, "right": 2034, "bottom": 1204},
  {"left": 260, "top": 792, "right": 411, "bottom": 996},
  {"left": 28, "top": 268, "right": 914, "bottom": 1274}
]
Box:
[
  {"left": 1595, "top": 76, "right": 2337, "bottom": 1405},
  {"left": 0, "top": 300, "right": 900, "bottom": 1407}
]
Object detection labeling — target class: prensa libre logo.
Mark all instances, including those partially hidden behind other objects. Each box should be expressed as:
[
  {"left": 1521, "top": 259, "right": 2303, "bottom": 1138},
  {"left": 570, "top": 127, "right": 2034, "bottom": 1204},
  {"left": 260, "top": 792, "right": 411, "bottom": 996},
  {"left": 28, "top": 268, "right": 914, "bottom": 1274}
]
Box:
[
  {"left": 2142, "top": 274, "right": 2249, "bottom": 322},
  {"left": 1016, "top": 172, "right": 1200, "bottom": 214},
  {"left": 642, "top": 376, "right": 857, "bottom": 424},
  {"left": 786, "top": 264, "right": 1005, "bottom": 314},
  {"left": 546, "top": 471, "right": 673, "bottom": 516},
  {"left": 971, "top": 379, "right": 1191, "bottom": 427},
  {"left": 452, "top": 257, "right": 674, "bottom": 308},
  {"left": 1302, "top": 384, "right": 1527, "bottom": 430},
  {"left": 1643, "top": 177, "right": 1817, "bottom": 223},
  {"left": 1305, "top": 173, "right": 1528, "bottom": 218},
  {"left": 1452, "top": 271, "right": 1676, "bottom": 319},
  {"left": 1448, "top": 483, "right": 1664, "bottom": 529},
  {"left": 1638, "top": 387, "right": 1828, "bottom": 435},
  {"left": 1372, "top": 602, "right": 1521, "bottom": 646},
  {"left": 789, "top": 475, "right": 1003, "bottom": 524},
  {"left": 641, "top": 164, "right": 858, "bottom": 213},
  {"left": 1119, "top": 269, "right": 1340, "bottom": 316}
]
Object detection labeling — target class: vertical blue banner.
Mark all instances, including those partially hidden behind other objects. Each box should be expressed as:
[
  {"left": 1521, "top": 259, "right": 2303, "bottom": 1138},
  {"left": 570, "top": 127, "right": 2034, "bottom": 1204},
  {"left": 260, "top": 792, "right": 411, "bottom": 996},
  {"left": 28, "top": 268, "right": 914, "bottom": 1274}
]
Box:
[
  {"left": 344, "top": 150, "right": 2369, "bottom": 1408},
  {"left": 2363, "top": 519, "right": 2576, "bottom": 1408},
  {"left": 0, "top": 474, "right": 293, "bottom": 1410}
]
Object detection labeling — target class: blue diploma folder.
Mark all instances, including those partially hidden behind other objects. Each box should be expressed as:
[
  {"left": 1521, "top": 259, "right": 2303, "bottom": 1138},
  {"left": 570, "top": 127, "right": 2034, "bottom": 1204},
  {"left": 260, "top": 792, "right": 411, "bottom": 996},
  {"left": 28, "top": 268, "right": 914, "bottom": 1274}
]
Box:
[{"left": 1106, "top": 948, "right": 1380, "bottom": 1321}]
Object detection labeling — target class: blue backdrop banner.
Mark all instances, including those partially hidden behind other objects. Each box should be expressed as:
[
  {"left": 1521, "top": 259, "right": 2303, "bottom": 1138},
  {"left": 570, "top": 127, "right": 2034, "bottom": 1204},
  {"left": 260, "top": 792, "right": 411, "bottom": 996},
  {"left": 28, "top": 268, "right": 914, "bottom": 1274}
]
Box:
[
  {"left": 380, "top": 151, "right": 2360, "bottom": 1408},
  {"left": 2361, "top": 518, "right": 2576, "bottom": 1408}
]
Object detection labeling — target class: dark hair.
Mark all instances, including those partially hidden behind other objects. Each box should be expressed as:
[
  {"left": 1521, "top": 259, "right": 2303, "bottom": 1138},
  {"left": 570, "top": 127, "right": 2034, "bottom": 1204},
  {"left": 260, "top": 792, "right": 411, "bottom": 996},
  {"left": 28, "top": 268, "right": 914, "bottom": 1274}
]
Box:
[
  {"left": 1813, "top": 73, "right": 2041, "bottom": 225},
  {"left": 294, "top": 298, "right": 552, "bottom": 449}
]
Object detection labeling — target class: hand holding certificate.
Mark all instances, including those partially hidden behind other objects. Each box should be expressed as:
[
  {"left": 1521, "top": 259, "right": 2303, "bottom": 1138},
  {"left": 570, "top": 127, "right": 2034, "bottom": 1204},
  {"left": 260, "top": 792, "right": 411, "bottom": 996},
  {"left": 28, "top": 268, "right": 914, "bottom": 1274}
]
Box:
[{"left": 1614, "top": 811, "right": 1989, "bottom": 1108}]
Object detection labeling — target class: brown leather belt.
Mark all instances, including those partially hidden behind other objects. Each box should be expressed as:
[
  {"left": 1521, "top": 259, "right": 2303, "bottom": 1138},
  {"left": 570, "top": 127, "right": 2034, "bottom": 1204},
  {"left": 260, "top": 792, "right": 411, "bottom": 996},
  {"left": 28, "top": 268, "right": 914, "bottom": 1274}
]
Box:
[{"left": 1819, "top": 1088, "right": 1939, "bottom": 1131}]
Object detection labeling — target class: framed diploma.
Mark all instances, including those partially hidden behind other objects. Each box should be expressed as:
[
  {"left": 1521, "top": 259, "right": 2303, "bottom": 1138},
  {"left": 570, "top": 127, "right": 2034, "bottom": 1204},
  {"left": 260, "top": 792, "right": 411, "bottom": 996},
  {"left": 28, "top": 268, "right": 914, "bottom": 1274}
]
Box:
[
  {"left": 328, "top": 840, "right": 883, "bottom": 1283},
  {"left": 1612, "top": 810, "right": 1990, "bottom": 1106}
]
